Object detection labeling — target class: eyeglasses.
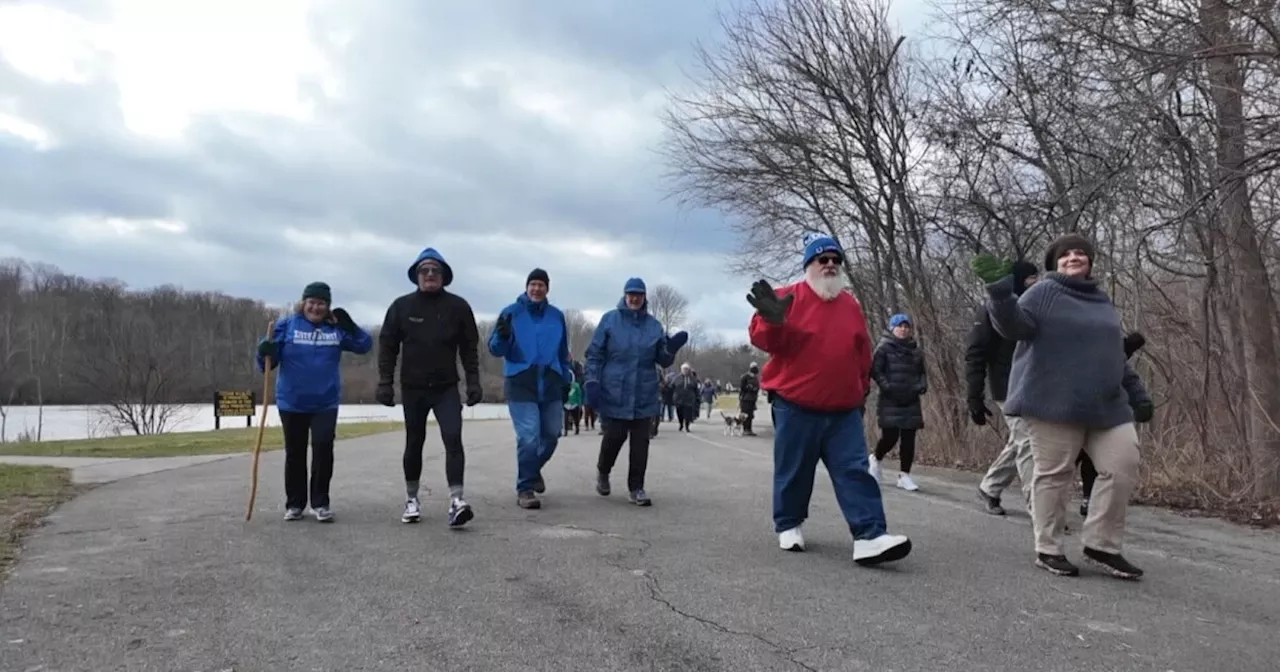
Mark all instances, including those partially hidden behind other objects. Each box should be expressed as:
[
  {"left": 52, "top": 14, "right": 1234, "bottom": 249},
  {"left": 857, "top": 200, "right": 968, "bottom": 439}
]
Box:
[
  {"left": 418, "top": 266, "right": 443, "bottom": 277},
  {"left": 815, "top": 255, "right": 841, "bottom": 266}
]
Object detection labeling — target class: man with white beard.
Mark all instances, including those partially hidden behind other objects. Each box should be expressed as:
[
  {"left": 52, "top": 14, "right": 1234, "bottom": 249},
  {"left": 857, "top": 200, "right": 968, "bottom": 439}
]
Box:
[{"left": 747, "top": 233, "right": 913, "bottom": 566}]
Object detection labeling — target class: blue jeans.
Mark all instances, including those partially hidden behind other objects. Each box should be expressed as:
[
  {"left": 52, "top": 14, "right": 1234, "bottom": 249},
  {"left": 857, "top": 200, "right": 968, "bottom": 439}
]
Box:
[
  {"left": 509, "top": 399, "right": 564, "bottom": 493},
  {"left": 772, "top": 397, "right": 887, "bottom": 540}
]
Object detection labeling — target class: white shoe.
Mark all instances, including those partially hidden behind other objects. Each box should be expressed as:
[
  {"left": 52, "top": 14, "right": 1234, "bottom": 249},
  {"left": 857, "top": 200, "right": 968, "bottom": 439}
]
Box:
[
  {"left": 897, "top": 474, "right": 919, "bottom": 491},
  {"left": 313, "top": 506, "right": 334, "bottom": 523},
  {"left": 778, "top": 527, "right": 805, "bottom": 552},
  {"left": 868, "top": 455, "right": 882, "bottom": 483},
  {"left": 852, "top": 533, "right": 912, "bottom": 566},
  {"left": 284, "top": 507, "right": 303, "bottom": 521},
  {"left": 401, "top": 498, "right": 421, "bottom": 524}
]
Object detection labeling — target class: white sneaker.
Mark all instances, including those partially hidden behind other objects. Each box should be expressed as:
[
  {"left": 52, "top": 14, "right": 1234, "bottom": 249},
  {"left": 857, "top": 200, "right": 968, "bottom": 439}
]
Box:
[
  {"left": 284, "top": 507, "right": 303, "bottom": 521},
  {"left": 778, "top": 527, "right": 805, "bottom": 552},
  {"left": 897, "top": 474, "right": 919, "bottom": 491},
  {"left": 852, "top": 533, "right": 912, "bottom": 566},
  {"left": 401, "top": 498, "right": 421, "bottom": 524},
  {"left": 313, "top": 506, "right": 334, "bottom": 523},
  {"left": 868, "top": 455, "right": 882, "bottom": 482}
]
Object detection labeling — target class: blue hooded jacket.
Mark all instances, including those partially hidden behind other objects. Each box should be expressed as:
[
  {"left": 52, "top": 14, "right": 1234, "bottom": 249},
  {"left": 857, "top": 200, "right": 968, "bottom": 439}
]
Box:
[
  {"left": 585, "top": 295, "right": 676, "bottom": 420},
  {"left": 487, "top": 293, "right": 573, "bottom": 403},
  {"left": 257, "top": 313, "right": 374, "bottom": 413}
]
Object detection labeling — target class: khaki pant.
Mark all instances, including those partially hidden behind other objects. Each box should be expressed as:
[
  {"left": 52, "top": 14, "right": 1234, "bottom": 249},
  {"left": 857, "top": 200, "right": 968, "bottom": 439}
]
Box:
[
  {"left": 1025, "top": 419, "right": 1140, "bottom": 556},
  {"left": 977, "top": 401, "right": 1034, "bottom": 505}
]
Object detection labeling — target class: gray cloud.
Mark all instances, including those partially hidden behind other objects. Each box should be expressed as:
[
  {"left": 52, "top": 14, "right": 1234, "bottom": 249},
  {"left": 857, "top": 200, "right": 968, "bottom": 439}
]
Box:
[{"left": 8, "top": 0, "right": 932, "bottom": 345}]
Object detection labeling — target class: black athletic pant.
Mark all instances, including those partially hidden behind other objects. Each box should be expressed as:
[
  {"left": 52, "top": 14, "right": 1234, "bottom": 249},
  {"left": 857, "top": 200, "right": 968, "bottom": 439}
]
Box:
[
  {"left": 402, "top": 385, "right": 465, "bottom": 488},
  {"left": 597, "top": 417, "right": 652, "bottom": 492},
  {"left": 1078, "top": 452, "right": 1098, "bottom": 499},
  {"left": 280, "top": 409, "right": 339, "bottom": 510},
  {"left": 874, "top": 427, "right": 917, "bottom": 473}
]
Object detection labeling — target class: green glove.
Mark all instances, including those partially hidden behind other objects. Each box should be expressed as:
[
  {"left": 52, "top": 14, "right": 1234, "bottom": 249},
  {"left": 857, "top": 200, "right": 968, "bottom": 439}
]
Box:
[{"left": 970, "top": 254, "right": 1014, "bottom": 284}]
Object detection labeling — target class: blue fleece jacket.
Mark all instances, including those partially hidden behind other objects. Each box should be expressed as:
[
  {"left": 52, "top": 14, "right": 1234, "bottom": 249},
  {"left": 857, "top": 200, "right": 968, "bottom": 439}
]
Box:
[
  {"left": 488, "top": 293, "right": 573, "bottom": 403},
  {"left": 585, "top": 296, "right": 677, "bottom": 420},
  {"left": 256, "top": 313, "right": 374, "bottom": 413}
]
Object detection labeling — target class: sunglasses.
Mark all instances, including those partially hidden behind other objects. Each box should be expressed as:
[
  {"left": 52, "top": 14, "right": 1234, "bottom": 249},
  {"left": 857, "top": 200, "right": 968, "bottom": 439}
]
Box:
[
  {"left": 815, "top": 255, "right": 841, "bottom": 266},
  {"left": 417, "top": 266, "right": 443, "bottom": 277}
]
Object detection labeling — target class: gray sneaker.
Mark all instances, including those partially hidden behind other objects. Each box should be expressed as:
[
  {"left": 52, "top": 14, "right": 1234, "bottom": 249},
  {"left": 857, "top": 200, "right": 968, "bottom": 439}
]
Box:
[
  {"left": 517, "top": 491, "right": 541, "bottom": 509},
  {"left": 284, "top": 508, "right": 304, "bottom": 521},
  {"left": 313, "top": 506, "right": 334, "bottom": 523},
  {"left": 595, "top": 472, "right": 611, "bottom": 496}
]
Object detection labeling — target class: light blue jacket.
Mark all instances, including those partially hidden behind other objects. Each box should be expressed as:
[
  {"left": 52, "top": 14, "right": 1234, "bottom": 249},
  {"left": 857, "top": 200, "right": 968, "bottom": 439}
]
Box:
[{"left": 487, "top": 293, "right": 573, "bottom": 403}]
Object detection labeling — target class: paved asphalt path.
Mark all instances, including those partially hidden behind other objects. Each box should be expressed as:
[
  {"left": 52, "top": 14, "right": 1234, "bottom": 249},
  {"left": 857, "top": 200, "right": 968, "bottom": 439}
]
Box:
[{"left": 2, "top": 417, "right": 1278, "bottom": 672}]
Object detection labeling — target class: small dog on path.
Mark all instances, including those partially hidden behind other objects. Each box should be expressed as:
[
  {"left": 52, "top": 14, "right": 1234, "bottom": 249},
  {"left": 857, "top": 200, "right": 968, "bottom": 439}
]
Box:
[{"left": 720, "top": 410, "right": 746, "bottom": 436}]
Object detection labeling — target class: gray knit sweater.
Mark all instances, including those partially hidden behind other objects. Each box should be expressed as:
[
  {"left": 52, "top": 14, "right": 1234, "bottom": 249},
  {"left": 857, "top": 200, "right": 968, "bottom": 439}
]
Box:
[{"left": 986, "top": 272, "right": 1150, "bottom": 429}]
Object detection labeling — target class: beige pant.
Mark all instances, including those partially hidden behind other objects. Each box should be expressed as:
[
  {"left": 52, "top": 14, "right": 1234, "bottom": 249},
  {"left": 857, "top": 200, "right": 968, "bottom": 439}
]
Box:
[
  {"left": 1024, "top": 419, "right": 1141, "bottom": 556},
  {"left": 977, "top": 401, "right": 1034, "bottom": 505}
]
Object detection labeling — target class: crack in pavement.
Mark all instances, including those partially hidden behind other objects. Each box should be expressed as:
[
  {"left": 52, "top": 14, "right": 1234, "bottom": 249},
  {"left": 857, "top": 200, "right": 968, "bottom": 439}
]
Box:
[{"left": 601, "top": 540, "right": 820, "bottom": 672}]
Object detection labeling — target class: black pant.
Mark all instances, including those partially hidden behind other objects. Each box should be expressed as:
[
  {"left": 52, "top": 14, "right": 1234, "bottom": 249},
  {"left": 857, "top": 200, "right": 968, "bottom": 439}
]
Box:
[
  {"left": 874, "top": 427, "right": 917, "bottom": 473},
  {"left": 402, "top": 385, "right": 465, "bottom": 488},
  {"left": 1078, "top": 452, "right": 1098, "bottom": 499},
  {"left": 564, "top": 407, "right": 582, "bottom": 435},
  {"left": 280, "top": 409, "right": 339, "bottom": 509},
  {"left": 597, "top": 417, "right": 652, "bottom": 492},
  {"left": 676, "top": 404, "right": 694, "bottom": 430}
]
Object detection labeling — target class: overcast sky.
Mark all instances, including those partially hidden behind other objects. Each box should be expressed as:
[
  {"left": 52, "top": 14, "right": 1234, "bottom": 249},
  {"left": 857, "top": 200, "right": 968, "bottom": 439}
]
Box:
[{"left": 0, "top": 0, "right": 924, "bottom": 344}]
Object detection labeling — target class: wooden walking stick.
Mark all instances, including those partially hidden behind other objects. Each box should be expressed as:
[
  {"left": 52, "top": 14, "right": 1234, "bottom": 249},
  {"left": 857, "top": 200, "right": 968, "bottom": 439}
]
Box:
[{"left": 246, "top": 319, "right": 278, "bottom": 521}]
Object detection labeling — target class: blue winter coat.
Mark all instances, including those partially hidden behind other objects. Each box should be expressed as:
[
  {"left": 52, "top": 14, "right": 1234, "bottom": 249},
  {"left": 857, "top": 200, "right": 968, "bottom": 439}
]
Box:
[
  {"left": 487, "top": 293, "right": 573, "bottom": 403},
  {"left": 256, "top": 313, "right": 374, "bottom": 414},
  {"left": 585, "top": 297, "right": 677, "bottom": 420}
]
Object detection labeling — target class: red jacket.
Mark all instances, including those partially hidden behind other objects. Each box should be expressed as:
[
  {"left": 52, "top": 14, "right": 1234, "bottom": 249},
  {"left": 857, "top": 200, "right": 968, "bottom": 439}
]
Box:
[{"left": 748, "top": 281, "right": 873, "bottom": 412}]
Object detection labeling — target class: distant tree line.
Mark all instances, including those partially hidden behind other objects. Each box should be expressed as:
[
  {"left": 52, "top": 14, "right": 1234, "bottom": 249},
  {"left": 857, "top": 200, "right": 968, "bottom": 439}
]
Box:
[{"left": 0, "top": 258, "right": 764, "bottom": 437}]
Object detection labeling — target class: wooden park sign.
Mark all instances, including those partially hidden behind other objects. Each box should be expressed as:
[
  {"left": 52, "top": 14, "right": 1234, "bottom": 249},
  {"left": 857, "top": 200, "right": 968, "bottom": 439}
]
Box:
[{"left": 214, "top": 390, "right": 257, "bottom": 429}]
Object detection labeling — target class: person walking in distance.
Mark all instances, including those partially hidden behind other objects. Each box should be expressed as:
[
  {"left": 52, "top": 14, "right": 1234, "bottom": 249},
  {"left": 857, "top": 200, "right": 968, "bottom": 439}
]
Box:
[
  {"left": 969, "top": 261, "right": 1041, "bottom": 515},
  {"left": 700, "top": 378, "right": 717, "bottom": 419},
  {"left": 672, "top": 363, "right": 700, "bottom": 432},
  {"left": 376, "top": 247, "right": 483, "bottom": 527},
  {"left": 488, "top": 268, "right": 573, "bottom": 510},
  {"left": 869, "top": 313, "right": 928, "bottom": 492},
  {"left": 584, "top": 277, "right": 689, "bottom": 506},
  {"left": 256, "top": 282, "right": 373, "bottom": 522},
  {"left": 971, "top": 233, "right": 1154, "bottom": 579},
  {"left": 748, "top": 233, "right": 912, "bottom": 567},
  {"left": 739, "top": 363, "right": 761, "bottom": 436}
]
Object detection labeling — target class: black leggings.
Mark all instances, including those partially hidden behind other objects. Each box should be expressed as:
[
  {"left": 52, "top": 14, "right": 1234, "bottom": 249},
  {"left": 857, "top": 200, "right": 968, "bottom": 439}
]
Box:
[
  {"left": 874, "top": 427, "right": 917, "bottom": 473},
  {"left": 280, "top": 409, "right": 338, "bottom": 510},
  {"left": 597, "top": 417, "right": 652, "bottom": 492},
  {"left": 1078, "top": 452, "right": 1098, "bottom": 499},
  {"left": 402, "top": 385, "right": 465, "bottom": 488}
]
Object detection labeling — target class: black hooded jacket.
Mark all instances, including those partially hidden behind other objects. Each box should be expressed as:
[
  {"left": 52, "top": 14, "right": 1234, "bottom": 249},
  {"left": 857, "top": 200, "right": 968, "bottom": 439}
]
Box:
[
  {"left": 378, "top": 288, "right": 481, "bottom": 391},
  {"left": 872, "top": 330, "right": 927, "bottom": 430}
]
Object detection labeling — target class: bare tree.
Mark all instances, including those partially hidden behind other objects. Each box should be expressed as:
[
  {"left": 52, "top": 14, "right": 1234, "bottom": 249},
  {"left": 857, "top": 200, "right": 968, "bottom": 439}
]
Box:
[{"left": 647, "top": 284, "right": 690, "bottom": 329}]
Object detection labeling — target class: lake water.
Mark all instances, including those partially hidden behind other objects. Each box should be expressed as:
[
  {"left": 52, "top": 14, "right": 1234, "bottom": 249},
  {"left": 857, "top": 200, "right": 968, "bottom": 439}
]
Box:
[{"left": 0, "top": 403, "right": 512, "bottom": 443}]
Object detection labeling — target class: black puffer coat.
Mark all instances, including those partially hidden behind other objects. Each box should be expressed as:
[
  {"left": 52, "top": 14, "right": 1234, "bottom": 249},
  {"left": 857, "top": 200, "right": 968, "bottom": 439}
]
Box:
[{"left": 872, "top": 331, "right": 927, "bottom": 430}]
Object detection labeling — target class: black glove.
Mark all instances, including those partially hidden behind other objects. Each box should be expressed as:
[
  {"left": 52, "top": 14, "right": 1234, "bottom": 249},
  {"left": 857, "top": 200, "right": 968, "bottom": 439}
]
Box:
[
  {"left": 495, "top": 313, "right": 513, "bottom": 341},
  {"left": 968, "top": 398, "right": 993, "bottom": 426},
  {"left": 331, "top": 307, "right": 357, "bottom": 333},
  {"left": 1123, "top": 331, "right": 1146, "bottom": 359},
  {"left": 1132, "top": 400, "right": 1154, "bottom": 423},
  {"left": 257, "top": 340, "right": 279, "bottom": 360},
  {"left": 746, "top": 280, "right": 794, "bottom": 325},
  {"left": 466, "top": 381, "right": 483, "bottom": 406},
  {"left": 375, "top": 382, "right": 395, "bottom": 407}
]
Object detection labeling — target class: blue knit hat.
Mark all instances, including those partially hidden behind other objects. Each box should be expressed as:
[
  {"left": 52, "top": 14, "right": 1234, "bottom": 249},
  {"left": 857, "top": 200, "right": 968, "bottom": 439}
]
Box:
[
  {"left": 624, "top": 277, "right": 646, "bottom": 294},
  {"left": 889, "top": 313, "right": 911, "bottom": 328},
  {"left": 802, "top": 233, "right": 844, "bottom": 269}
]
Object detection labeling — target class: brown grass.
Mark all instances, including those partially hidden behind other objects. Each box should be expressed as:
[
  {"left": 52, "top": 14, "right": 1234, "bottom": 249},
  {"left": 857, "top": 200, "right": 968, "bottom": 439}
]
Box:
[{"left": 1, "top": 465, "right": 83, "bottom": 576}]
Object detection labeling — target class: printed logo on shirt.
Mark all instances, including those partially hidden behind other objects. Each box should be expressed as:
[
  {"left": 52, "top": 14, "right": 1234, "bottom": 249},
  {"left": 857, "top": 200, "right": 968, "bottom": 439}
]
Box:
[{"left": 292, "top": 329, "right": 341, "bottom": 347}]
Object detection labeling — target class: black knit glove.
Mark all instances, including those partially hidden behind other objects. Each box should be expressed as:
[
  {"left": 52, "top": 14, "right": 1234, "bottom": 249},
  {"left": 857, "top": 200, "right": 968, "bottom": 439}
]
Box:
[
  {"left": 331, "top": 308, "right": 357, "bottom": 333},
  {"left": 968, "top": 398, "right": 993, "bottom": 426},
  {"left": 746, "top": 280, "right": 794, "bottom": 325},
  {"left": 1132, "top": 400, "right": 1154, "bottom": 423},
  {"left": 1123, "top": 332, "right": 1146, "bottom": 359}
]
